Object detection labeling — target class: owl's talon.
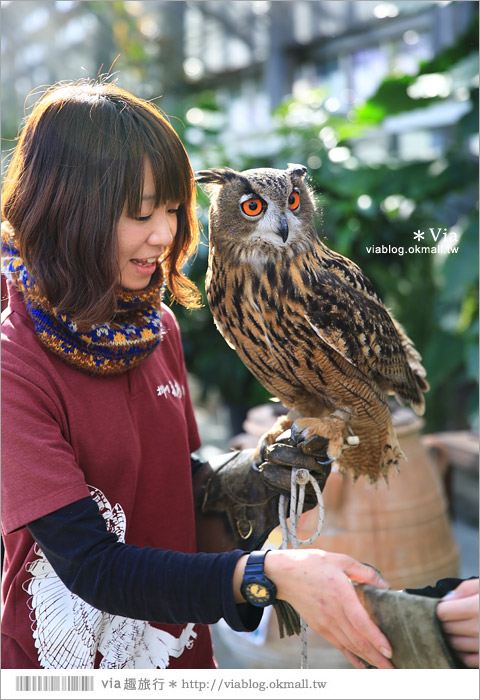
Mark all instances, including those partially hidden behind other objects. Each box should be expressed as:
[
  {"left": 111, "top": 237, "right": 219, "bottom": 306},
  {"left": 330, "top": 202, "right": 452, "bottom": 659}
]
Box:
[
  {"left": 315, "top": 456, "right": 335, "bottom": 466},
  {"left": 290, "top": 424, "right": 311, "bottom": 447},
  {"left": 290, "top": 415, "right": 349, "bottom": 461}
]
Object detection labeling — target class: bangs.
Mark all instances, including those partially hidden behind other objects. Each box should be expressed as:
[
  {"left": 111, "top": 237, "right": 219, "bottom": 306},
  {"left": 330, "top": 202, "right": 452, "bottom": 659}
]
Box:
[{"left": 121, "top": 107, "right": 192, "bottom": 218}]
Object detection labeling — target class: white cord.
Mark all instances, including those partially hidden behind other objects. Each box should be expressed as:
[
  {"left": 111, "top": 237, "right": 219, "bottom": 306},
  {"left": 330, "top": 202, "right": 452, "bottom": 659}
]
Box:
[{"left": 278, "top": 468, "right": 326, "bottom": 669}]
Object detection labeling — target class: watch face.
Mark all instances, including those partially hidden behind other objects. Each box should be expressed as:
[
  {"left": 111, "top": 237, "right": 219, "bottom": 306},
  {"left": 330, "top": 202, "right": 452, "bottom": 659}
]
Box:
[
  {"left": 243, "top": 579, "right": 275, "bottom": 606},
  {"left": 246, "top": 583, "right": 269, "bottom": 602},
  {"left": 241, "top": 552, "right": 277, "bottom": 607}
]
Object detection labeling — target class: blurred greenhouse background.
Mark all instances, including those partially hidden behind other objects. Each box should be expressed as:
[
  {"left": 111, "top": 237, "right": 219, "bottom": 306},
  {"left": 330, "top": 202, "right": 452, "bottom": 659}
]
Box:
[{"left": 2, "top": 0, "right": 478, "bottom": 437}]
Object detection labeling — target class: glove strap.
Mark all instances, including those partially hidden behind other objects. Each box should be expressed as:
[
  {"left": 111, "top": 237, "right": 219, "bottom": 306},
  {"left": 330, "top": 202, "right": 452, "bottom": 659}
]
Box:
[{"left": 232, "top": 505, "right": 254, "bottom": 540}]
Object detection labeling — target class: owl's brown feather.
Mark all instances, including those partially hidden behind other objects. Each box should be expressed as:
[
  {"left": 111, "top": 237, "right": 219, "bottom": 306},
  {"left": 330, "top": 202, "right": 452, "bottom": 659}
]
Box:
[
  {"left": 305, "top": 263, "right": 427, "bottom": 414},
  {"left": 198, "top": 165, "right": 429, "bottom": 481}
]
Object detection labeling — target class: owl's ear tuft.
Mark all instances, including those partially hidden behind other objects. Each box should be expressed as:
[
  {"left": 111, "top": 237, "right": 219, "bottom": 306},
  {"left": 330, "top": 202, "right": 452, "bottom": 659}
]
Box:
[
  {"left": 195, "top": 168, "right": 239, "bottom": 186},
  {"left": 287, "top": 163, "right": 307, "bottom": 179}
]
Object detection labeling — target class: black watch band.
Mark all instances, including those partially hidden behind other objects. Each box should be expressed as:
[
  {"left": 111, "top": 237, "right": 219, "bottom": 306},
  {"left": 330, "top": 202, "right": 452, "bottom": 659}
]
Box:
[{"left": 240, "top": 550, "right": 277, "bottom": 607}]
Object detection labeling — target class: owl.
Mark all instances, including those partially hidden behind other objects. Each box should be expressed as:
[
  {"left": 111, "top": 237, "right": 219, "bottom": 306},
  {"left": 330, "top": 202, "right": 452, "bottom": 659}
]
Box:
[{"left": 196, "top": 164, "right": 429, "bottom": 481}]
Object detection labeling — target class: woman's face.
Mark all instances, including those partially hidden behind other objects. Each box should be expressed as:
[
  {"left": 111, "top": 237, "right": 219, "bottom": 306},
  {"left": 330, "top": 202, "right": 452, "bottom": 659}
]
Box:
[{"left": 116, "top": 160, "right": 179, "bottom": 290}]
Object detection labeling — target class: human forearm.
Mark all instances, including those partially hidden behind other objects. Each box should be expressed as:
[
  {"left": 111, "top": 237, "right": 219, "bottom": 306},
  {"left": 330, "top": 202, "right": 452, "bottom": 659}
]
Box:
[{"left": 27, "top": 496, "right": 260, "bottom": 632}]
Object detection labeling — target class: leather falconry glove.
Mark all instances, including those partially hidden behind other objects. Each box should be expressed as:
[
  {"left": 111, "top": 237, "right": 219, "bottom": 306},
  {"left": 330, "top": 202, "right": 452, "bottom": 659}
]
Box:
[
  {"left": 201, "top": 433, "right": 331, "bottom": 552},
  {"left": 256, "top": 430, "right": 332, "bottom": 506}
]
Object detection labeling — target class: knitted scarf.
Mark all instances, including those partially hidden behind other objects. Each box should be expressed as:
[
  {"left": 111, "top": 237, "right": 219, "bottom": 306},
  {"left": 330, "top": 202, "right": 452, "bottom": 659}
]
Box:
[{"left": 1, "top": 235, "right": 165, "bottom": 376}]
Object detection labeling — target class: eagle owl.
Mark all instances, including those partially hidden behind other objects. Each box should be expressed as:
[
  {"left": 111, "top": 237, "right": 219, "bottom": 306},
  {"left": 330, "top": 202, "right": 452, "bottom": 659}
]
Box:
[{"left": 196, "top": 164, "right": 429, "bottom": 481}]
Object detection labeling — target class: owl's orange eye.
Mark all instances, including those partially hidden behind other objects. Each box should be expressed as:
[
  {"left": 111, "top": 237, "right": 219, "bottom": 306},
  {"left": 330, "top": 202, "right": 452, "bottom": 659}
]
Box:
[
  {"left": 288, "top": 190, "right": 300, "bottom": 211},
  {"left": 241, "top": 198, "right": 264, "bottom": 217}
]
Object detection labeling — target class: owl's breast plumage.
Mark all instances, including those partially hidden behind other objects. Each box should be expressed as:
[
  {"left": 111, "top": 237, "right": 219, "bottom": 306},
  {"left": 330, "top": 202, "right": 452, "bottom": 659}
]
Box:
[{"left": 206, "top": 247, "right": 337, "bottom": 413}]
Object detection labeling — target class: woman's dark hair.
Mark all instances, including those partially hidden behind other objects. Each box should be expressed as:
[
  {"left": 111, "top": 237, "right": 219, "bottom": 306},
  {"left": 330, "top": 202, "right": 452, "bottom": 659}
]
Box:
[{"left": 1, "top": 79, "right": 201, "bottom": 324}]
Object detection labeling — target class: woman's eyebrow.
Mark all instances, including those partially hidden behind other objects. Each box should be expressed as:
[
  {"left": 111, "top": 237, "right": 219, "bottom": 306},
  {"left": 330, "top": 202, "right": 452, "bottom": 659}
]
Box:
[{"left": 142, "top": 194, "right": 156, "bottom": 202}]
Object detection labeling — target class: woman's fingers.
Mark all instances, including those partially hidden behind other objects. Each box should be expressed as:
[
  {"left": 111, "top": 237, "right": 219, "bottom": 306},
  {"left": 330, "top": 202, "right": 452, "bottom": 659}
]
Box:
[
  {"left": 305, "top": 581, "right": 394, "bottom": 668},
  {"left": 446, "top": 634, "right": 479, "bottom": 653},
  {"left": 313, "top": 615, "right": 388, "bottom": 668},
  {"left": 436, "top": 588, "right": 479, "bottom": 645},
  {"left": 441, "top": 617, "right": 479, "bottom": 638},
  {"left": 340, "top": 575, "right": 393, "bottom": 657},
  {"left": 435, "top": 579, "right": 479, "bottom": 667},
  {"left": 342, "top": 649, "right": 367, "bottom": 669},
  {"left": 344, "top": 557, "right": 389, "bottom": 589},
  {"left": 340, "top": 610, "right": 394, "bottom": 669},
  {"left": 458, "top": 652, "right": 479, "bottom": 669},
  {"left": 316, "top": 556, "right": 394, "bottom": 666},
  {"left": 327, "top": 617, "right": 394, "bottom": 669},
  {"left": 437, "top": 594, "right": 478, "bottom": 623}
]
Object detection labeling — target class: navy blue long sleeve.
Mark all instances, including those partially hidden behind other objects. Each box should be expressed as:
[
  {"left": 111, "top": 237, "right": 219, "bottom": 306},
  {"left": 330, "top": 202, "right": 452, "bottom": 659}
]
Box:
[
  {"left": 27, "top": 496, "right": 262, "bottom": 632},
  {"left": 405, "top": 577, "right": 478, "bottom": 598}
]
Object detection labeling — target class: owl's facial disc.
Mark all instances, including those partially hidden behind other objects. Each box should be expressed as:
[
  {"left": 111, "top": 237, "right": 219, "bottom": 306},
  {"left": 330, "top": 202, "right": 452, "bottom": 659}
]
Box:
[{"left": 239, "top": 193, "right": 292, "bottom": 244}]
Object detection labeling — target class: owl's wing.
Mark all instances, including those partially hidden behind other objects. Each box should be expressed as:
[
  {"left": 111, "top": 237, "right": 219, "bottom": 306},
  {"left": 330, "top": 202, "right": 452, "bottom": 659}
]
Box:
[{"left": 306, "top": 270, "right": 427, "bottom": 413}]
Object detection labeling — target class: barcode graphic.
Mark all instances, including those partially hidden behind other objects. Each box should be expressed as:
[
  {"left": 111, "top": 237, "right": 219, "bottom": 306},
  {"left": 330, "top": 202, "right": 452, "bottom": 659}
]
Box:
[{"left": 15, "top": 676, "right": 94, "bottom": 692}]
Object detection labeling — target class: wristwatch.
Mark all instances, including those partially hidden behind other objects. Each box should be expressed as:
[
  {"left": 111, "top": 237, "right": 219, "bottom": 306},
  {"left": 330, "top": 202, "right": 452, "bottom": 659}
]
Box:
[{"left": 240, "top": 550, "right": 277, "bottom": 607}]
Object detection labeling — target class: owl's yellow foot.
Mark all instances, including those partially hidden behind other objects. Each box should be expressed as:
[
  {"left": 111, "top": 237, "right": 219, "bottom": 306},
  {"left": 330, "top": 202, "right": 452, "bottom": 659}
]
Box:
[{"left": 291, "top": 413, "right": 359, "bottom": 462}]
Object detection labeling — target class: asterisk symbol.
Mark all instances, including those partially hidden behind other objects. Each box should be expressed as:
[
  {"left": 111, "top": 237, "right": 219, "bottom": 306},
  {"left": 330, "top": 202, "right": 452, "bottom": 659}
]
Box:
[
  {"left": 413, "top": 230, "right": 425, "bottom": 240},
  {"left": 169, "top": 681, "right": 177, "bottom": 688}
]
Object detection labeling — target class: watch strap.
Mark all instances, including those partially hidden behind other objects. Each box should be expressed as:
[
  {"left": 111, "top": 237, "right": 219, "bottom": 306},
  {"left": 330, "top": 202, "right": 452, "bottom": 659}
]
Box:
[{"left": 244, "top": 549, "right": 269, "bottom": 573}]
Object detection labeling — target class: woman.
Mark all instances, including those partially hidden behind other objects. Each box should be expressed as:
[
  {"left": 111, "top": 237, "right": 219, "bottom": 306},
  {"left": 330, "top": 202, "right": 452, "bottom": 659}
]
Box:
[{"left": 1, "top": 79, "right": 394, "bottom": 670}]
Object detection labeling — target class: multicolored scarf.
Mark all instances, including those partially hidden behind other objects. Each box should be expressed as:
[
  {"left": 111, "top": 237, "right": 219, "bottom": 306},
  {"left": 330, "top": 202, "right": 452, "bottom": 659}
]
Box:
[{"left": 1, "top": 235, "right": 165, "bottom": 376}]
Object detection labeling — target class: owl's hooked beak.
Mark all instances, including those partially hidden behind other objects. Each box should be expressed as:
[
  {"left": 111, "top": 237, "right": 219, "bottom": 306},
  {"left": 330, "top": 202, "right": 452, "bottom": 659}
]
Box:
[{"left": 276, "top": 216, "right": 289, "bottom": 243}]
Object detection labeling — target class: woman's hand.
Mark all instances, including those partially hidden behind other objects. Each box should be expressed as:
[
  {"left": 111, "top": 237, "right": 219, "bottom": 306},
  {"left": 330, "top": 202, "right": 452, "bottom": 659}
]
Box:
[
  {"left": 235, "top": 548, "right": 394, "bottom": 669},
  {"left": 436, "top": 578, "right": 479, "bottom": 668}
]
